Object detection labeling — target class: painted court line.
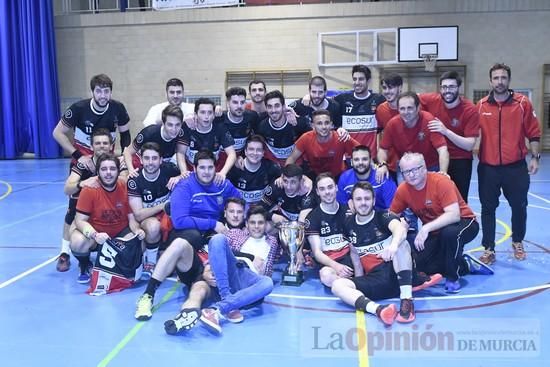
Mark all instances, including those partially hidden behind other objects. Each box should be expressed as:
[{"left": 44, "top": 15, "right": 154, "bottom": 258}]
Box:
[
  {"left": 356, "top": 310, "right": 369, "bottom": 367},
  {"left": 0, "top": 255, "right": 57, "bottom": 289},
  {"left": 0, "top": 180, "right": 13, "bottom": 200},
  {"left": 528, "top": 192, "right": 550, "bottom": 204},
  {"left": 0, "top": 204, "right": 66, "bottom": 230},
  {"left": 97, "top": 283, "right": 179, "bottom": 367}
]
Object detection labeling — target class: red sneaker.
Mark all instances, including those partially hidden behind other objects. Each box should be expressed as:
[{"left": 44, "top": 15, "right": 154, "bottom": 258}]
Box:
[
  {"left": 200, "top": 308, "right": 222, "bottom": 335},
  {"left": 376, "top": 304, "right": 397, "bottom": 327},
  {"left": 412, "top": 273, "right": 443, "bottom": 292}
]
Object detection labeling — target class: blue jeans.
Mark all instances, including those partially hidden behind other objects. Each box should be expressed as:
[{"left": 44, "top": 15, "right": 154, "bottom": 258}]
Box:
[{"left": 207, "top": 234, "right": 273, "bottom": 315}]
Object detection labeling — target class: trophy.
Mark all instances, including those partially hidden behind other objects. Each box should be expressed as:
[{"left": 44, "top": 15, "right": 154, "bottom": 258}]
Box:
[{"left": 277, "top": 221, "right": 305, "bottom": 286}]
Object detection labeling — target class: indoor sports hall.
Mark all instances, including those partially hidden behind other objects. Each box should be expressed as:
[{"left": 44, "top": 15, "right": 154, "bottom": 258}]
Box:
[{"left": 1, "top": 1, "right": 549, "bottom": 366}]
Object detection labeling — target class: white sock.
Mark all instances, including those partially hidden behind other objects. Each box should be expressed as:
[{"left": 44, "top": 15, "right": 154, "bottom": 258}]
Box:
[
  {"left": 61, "top": 239, "right": 71, "bottom": 254},
  {"left": 400, "top": 285, "right": 412, "bottom": 300},
  {"left": 145, "top": 248, "right": 159, "bottom": 265},
  {"left": 366, "top": 301, "right": 380, "bottom": 315}
]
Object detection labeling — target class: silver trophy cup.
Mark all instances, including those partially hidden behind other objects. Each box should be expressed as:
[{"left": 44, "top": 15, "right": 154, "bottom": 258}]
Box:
[{"left": 277, "top": 221, "right": 305, "bottom": 286}]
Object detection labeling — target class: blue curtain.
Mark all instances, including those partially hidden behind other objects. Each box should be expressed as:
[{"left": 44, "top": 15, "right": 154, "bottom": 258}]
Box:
[{"left": 0, "top": 0, "right": 61, "bottom": 159}]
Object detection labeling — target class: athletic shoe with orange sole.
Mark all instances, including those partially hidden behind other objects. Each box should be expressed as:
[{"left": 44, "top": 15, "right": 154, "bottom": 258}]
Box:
[
  {"left": 396, "top": 298, "right": 415, "bottom": 323},
  {"left": 412, "top": 273, "right": 443, "bottom": 292},
  {"left": 479, "top": 249, "right": 496, "bottom": 265},
  {"left": 376, "top": 304, "right": 398, "bottom": 327}
]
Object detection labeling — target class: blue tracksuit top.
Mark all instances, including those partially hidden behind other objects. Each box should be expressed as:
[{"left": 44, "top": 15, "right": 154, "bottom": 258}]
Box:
[{"left": 170, "top": 173, "right": 242, "bottom": 231}]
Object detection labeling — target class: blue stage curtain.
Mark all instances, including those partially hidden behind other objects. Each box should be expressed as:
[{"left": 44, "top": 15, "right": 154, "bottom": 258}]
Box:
[{"left": 0, "top": 0, "right": 61, "bottom": 158}]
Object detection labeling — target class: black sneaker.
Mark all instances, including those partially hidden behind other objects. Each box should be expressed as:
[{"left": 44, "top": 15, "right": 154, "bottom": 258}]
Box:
[{"left": 164, "top": 308, "right": 200, "bottom": 335}]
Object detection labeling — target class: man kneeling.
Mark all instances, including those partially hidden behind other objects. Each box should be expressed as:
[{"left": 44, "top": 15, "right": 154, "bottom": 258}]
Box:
[{"left": 332, "top": 182, "right": 416, "bottom": 326}]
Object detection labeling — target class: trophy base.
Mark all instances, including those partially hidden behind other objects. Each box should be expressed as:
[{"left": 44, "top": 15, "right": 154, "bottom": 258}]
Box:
[{"left": 281, "top": 270, "right": 304, "bottom": 286}]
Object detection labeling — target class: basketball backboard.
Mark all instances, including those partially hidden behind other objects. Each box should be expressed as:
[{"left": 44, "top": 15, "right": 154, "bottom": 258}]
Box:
[{"left": 398, "top": 26, "right": 459, "bottom": 62}]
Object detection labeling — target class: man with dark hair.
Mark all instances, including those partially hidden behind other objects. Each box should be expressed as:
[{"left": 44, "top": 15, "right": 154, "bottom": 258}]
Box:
[
  {"left": 227, "top": 135, "right": 281, "bottom": 205},
  {"left": 476, "top": 63, "right": 541, "bottom": 264},
  {"left": 419, "top": 71, "right": 479, "bottom": 202},
  {"left": 127, "top": 142, "right": 182, "bottom": 278},
  {"left": 246, "top": 80, "right": 267, "bottom": 115},
  {"left": 254, "top": 90, "right": 310, "bottom": 167},
  {"left": 286, "top": 109, "right": 359, "bottom": 178},
  {"left": 333, "top": 65, "right": 385, "bottom": 156},
  {"left": 53, "top": 73, "right": 131, "bottom": 172},
  {"left": 290, "top": 75, "right": 342, "bottom": 126},
  {"left": 124, "top": 105, "right": 188, "bottom": 177},
  {"left": 134, "top": 148, "right": 242, "bottom": 321},
  {"left": 214, "top": 87, "right": 259, "bottom": 168},
  {"left": 376, "top": 73, "right": 403, "bottom": 182},
  {"left": 181, "top": 98, "right": 236, "bottom": 184},
  {"left": 337, "top": 145, "right": 396, "bottom": 210},
  {"left": 71, "top": 153, "right": 145, "bottom": 284},
  {"left": 331, "top": 181, "right": 417, "bottom": 326},
  {"left": 143, "top": 78, "right": 195, "bottom": 126},
  {"left": 261, "top": 163, "right": 316, "bottom": 224}
]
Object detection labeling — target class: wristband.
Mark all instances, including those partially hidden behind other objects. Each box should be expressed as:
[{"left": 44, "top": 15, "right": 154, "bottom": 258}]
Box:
[
  {"left": 378, "top": 162, "right": 388, "bottom": 168},
  {"left": 72, "top": 150, "right": 83, "bottom": 160}
]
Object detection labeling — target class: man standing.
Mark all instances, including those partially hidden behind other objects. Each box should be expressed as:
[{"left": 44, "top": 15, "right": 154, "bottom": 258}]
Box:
[
  {"left": 331, "top": 182, "right": 417, "bottom": 326},
  {"left": 127, "top": 143, "right": 182, "bottom": 277},
  {"left": 286, "top": 110, "right": 358, "bottom": 179},
  {"left": 376, "top": 73, "right": 403, "bottom": 183},
  {"left": 142, "top": 78, "right": 194, "bottom": 126},
  {"left": 289, "top": 75, "right": 342, "bottom": 127},
  {"left": 246, "top": 80, "right": 267, "bottom": 115},
  {"left": 337, "top": 145, "right": 396, "bottom": 210},
  {"left": 390, "top": 153, "right": 488, "bottom": 293},
  {"left": 52, "top": 74, "right": 131, "bottom": 171},
  {"left": 334, "top": 65, "right": 385, "bottom": 156},
  {"left": 476, "top": 63, "right": 541, "bottom": 264},
  {"left": 71, "top": 153, "right": 145, "bottom": 283},
  {"left": 421, "top": 71, "right": 479, "bottom": 202}
]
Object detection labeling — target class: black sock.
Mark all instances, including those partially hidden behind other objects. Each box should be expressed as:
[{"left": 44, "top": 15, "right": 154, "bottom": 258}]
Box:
[
  {"left": 74, "top": 254, "right": 90, "bottom": 272},
  {"left": 354, "top": 295, "right": 368, "bottom": 311},
  {"left": 144, "top": 277, "right": 162, "bottom": 297},
  {"left": 397, "top": 270, "right": 412, "bottom": 286}
]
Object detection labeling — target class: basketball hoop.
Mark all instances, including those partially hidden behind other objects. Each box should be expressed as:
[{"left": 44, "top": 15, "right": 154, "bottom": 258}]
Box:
[{"left": 422, "top": 54, "right": 437, "bottom": 72}]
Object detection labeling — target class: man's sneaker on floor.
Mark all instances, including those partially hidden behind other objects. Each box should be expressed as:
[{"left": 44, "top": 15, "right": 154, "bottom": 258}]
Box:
[
  {"left": 141, "top": 262, "right": 155, "bottom": 280},
  {"left": 512, "top": 242, "right": 526, "bottom": 261},
  {"left": 375, "top": 304, "right": 397, "bottom": 327},
  {"left": 56, "top": 253, "right": 71, "bottom": 272},
  {"left": 77, "top": 266, "right": 91, "bottom": 284},
  {"left": 479, "top": 249, "right": 496, "bottom": 265},
  {"left": 135, "top": 294, "right": 154, "bottom": 321},
  {"left": 200, "top": 308, "right": 222, "bottom": 335},
  {"left": 396, "top": 298, "right": 415, "bottom": 323},
  {"left": 164, "top": 308, "right": 200, "bottom": 335},
  {"left": 445, "top": 279, "right": 461, "bottom": 294},
  {"left": 464, "top": 253, "right": 494, "bottom": 275},
  {"left": 412, "top": 273, "right": 443, "bottom": 292},
  {"left": 225, "top": 309, "right": 244, "bottom": 324}
]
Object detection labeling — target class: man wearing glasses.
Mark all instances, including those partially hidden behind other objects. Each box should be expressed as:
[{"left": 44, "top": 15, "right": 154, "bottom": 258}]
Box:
[
  {"left": 419, "top": 71, "right": 479, "bottom": 202},
  {"left": 390, "top": 153, "right": 490, "bottom": 294}
]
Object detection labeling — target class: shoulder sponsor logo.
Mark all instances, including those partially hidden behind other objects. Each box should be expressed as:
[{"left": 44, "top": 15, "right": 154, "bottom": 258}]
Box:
[
  {"left": 64, "top": 109, "right": 73, "bottom": 119},
  {"left": 127, "top": 179, "right": 137, "bottom": 190},
  {"left": 136, "top": 133, "right": 144, "bottom": 144}
]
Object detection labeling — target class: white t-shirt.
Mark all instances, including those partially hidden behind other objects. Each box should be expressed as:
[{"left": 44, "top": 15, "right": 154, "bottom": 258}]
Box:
[
  {"left": 143, "top": 101, "right": 195, "bottom": 126},
  {"left": 238, "top": 236, "right": 271, "bottom": 274}
]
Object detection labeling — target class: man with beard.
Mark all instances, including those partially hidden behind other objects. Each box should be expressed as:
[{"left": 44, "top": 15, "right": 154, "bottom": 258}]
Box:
[
  {"left": 143, "top": 78, "right": 195, "bottom": 126},
  {"left": 305, "top": 174, "right": 355, "bottom": 288},
  {"left": 227, "top": 135, "right": 281, "bottom": 205},
  {"left": 71, "top": 153, "right": 145, "bottom": 283},
  {"left": 215, "top": 87, "right": 259, "bottom": 167},
  {"left": 331, "top": 182, "right": 417, "bottom": 326},
  {"left": 182, "top": 98, "right": 237, "bottom": 184},
  {"left": 123, "top": 105, "right": 188, "bottom": 177},
  {"left": 254, "top": 90, "right": 310, "bottom": 167},
  {"left": 333, "top": 65, "right": 385, "bottom": 156},
  {"left": 246, "top": 80, "right": 267, "bottom": 116},
  {"left": 476, "top": 63, "right": 541, "bottom": 265},
  {"left": 420, "top": 71, "right": 479, "bottom": 202},
  {"left": 337, "top": 145, "right": 396, "bottom": 210},
  {"left": 134, "top": 149, "right": 241, "bottom": 321},
  {"left": 286, "top": 110, "right": 358, "bottom": 179},
  {"left": 53, "top": 74, "right": 131, "bottom": 173},
  {"left": 375, "top": 73, "right": 403, "bottom": 183},
  {"left": 57, "top": 129, "right": 123, "bottom": 272},
  {"left": 127, "top": 143, "right": 182, "bottom": 278},
  {"left": 289, "top": 76, "right": 342, "bottom": 127}
]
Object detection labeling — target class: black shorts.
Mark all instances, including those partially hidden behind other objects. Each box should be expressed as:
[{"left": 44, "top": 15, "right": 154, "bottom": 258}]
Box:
[
  {"left": 352, "top": 261, "right": 400, "bottom": 301},
  {"left": 335, "top": 253, "right": 354, "bottom": 269},
  {"left": 175, "top": 252, "right": 204, "bottom": 289},
  {"left": 164, "top": 229, "right": 207, "bottom": 251}
]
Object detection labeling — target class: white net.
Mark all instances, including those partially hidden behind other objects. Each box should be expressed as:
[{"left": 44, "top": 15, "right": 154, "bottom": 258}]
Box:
[{"left": 422, "top": 54, "right": 437, "bottom": 72}]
